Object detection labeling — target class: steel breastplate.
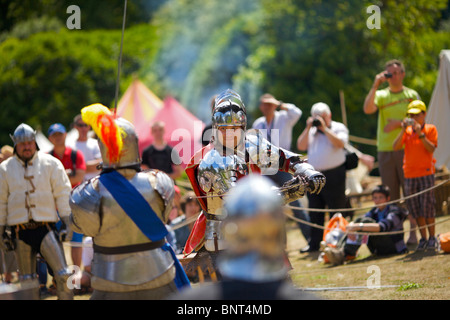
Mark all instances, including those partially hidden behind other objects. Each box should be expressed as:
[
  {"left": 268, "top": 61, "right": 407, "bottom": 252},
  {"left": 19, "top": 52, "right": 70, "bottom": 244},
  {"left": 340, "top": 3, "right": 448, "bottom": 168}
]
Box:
[{"left": 196, "top": 148, "right": 248, "bottom": 251}]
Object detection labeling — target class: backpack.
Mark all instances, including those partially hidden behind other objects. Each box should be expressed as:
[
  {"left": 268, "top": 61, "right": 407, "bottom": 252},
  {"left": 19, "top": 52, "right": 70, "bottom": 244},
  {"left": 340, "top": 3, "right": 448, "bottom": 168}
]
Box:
[
  {"left": 50, "top": 148, "right": 78, "bottom": 176},
  {"left": 319, "top": 213, "right": 349, "bottom": 264},
  {"left": 439, "top": 232, "right": 450, "bottom": 253},
  {"left": 322, "top": 213, "right": 349, "bottom": 247}
]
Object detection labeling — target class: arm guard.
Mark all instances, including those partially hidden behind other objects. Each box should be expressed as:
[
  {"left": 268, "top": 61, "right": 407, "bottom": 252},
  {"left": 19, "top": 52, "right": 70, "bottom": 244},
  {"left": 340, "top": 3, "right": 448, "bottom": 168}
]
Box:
[
  {"left": 290, "top": 162, "right": 326, "bottom": 194},
  {"left": 58, "top": 215, "right": 74, "bottom": 242},
  {"left": 69, "top": 179, "right": 102, "bottom": 237}
]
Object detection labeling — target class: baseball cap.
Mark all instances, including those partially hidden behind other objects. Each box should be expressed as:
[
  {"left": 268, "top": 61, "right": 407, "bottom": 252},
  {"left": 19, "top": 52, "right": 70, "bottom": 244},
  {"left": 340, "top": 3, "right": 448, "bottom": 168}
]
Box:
[
  {"left": 48, "top": 123, "right": 66, "bottom": 136},
  {"left": 407, "top": 100, "right": 427, "bottom": 115}
]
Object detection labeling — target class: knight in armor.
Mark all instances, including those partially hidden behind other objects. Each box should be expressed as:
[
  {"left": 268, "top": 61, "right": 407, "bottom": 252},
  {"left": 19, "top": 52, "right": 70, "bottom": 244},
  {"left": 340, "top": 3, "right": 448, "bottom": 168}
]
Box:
[
  {"left": 183, "top": 89, "right": 326, "bottom": 276},
  {"left": 69, "top": 104, "right": 190, "bottom": 300},
  {"left": 0, "top": 123, "right": 74, "bottom": 300},
  {"left": 171, "top": 175, "right": 321, "bottom": 300}
]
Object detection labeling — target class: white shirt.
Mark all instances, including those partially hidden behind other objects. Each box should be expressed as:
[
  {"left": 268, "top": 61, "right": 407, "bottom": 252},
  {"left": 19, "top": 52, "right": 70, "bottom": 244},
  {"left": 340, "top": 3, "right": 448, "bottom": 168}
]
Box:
[
  {"left": 69, "top": 138, "right": 101, "bottom": 180},
  {"left": 0, "top": 152, "right": 72, "bottom": 226},
  {"left": 307, "top": 121, "right": 348, "bottom": 171},
  {"left": 252, "top": 103, "right": 302, "bottom": 150},
  {"left": 81, "top": 237, "right": 93, "bottom": 267}
]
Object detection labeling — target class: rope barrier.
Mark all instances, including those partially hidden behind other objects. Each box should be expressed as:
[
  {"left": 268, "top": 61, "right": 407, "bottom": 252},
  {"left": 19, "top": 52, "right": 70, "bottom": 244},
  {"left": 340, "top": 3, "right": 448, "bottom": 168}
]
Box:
[
  {"left": 348, "top": 135, "right": 377, "bottom": 146},
  {"left": 287, "top": 178, "right": 449, "bottom": 213},
  {"left": 283, "top": 178, "right": 449, "bottom": 236},
  {"left": 185, "top": 176, "right": 448, "bottom": 213},
  {"left": 285, "top": 210, "right": 450, "bottom": 236},
  {"left": 62, "top": 177, "right": 448, "bottom": 247}
]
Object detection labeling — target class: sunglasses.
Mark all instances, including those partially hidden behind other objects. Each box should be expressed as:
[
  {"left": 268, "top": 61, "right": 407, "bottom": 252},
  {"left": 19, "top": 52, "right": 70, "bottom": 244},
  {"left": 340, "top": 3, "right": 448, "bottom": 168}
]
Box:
[{"left": 76, "top": 123, "right": 89, "bottom": 128}]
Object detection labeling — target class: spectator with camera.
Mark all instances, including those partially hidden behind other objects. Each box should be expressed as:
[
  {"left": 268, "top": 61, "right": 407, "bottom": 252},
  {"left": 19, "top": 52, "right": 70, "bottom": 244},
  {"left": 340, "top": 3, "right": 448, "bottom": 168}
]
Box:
[
  {"left": 392, "top": 100, "right": 438, "bottom": 251},
  {"left": 296, "top": 102, "right": 349, "bottom": 252},
  {"left": 363, "top": 59, "right": 421, "bottom": 244}
]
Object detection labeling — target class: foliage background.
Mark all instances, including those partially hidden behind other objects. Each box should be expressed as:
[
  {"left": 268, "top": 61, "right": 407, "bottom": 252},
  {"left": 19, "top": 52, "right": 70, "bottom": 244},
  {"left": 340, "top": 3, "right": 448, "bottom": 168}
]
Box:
[{"left": 1, "top": 0, "right": 449, "bottom": 163}]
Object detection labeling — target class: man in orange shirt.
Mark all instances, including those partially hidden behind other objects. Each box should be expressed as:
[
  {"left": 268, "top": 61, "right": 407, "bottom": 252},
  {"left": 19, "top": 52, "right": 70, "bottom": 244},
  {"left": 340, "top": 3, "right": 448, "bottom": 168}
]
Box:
[{"left": 393, "top": 100, "right": 438, "bottom": 251}]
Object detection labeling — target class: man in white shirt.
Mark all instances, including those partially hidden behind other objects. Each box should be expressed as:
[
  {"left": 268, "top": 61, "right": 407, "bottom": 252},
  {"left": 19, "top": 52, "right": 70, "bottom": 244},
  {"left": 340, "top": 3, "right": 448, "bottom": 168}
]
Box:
[
  {"left": 252, "top": 94, "right": 310, "bottom": 243},
  {"left": 0, "top": 123, "right": 73, "bottom": 299},
  {"left": 297, "top": 102, "right": 349, "bottom": 252},
  {"left": 252, "top": 93, "right": 302, "bottom": 150},
  {"left": 70, "top": 114, "right": 102, "bottom": 181}
]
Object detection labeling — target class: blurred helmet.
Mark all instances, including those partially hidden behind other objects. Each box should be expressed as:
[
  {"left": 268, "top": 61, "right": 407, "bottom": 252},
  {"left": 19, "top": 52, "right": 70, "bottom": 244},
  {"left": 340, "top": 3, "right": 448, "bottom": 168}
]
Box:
[
  {"left": 10, "top": 123, "right": 39, "bottom": 149},
  {"left": 218, "top": 175, "right": 287, "bottom": 282},
  {"left": 211, "top": 89, "right": 247, "bottom": 129},
  {"left": 99, "top": 118, "right": 141, "bottom": 169}
]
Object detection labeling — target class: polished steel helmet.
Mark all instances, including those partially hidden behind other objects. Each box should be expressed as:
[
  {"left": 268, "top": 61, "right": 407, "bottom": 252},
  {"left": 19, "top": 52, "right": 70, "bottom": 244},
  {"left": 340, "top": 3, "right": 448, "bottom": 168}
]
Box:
[
  {"left": 99, "top": 118, "right": 141, "bottom": 169},
  {"left": 10, "top": 123, "right": 38, "bottom": 148},
  {"left": 212, "top": 89, "right": 247, "bottom": 129},
  {"left": 218, "top": 175, "right": 287, "bottom": 282}
]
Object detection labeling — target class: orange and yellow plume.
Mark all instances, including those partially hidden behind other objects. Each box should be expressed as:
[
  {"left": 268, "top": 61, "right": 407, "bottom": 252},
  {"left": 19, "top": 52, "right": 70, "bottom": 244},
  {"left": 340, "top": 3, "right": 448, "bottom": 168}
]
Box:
[{"left": 81, "top": 104, "right": 124, "bottom": 164}]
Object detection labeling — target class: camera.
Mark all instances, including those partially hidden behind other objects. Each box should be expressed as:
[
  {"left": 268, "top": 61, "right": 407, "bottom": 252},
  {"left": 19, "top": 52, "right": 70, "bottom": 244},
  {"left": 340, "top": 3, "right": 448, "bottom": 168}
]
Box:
[
  {"left": 384, "top": 72, "right": 392, "bottom": 78},
  {"left": 312, "top": 119, "right": 321, "bottom": 127},
  {"left": 404, "top": 118, "right": 415, "bottom": 126}
]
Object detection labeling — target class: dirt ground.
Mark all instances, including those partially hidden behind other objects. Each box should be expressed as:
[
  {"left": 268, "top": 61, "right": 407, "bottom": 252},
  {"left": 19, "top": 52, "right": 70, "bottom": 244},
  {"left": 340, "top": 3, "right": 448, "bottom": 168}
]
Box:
[{"left": 286, "top": 214, "right": 450, "bottom": 300}]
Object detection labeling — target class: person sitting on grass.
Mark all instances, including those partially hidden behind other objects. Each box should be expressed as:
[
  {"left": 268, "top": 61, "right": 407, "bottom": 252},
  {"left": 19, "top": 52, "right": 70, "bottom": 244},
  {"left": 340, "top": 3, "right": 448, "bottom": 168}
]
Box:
[{"left": 324, "top": 184, "right": 408, "bottom": 265}]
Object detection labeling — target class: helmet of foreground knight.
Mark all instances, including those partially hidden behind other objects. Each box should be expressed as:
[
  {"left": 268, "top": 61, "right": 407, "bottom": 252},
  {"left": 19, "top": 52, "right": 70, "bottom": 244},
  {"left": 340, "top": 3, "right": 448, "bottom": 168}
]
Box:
[
  {"left": 98, "top": 117, "right": 141, "bottom": 169},
  {"left": 218, "top": 175, "right": 287, "bottom": 282},
  {"left": 81, "top": 104, "right": 141, "bottom": 170}
]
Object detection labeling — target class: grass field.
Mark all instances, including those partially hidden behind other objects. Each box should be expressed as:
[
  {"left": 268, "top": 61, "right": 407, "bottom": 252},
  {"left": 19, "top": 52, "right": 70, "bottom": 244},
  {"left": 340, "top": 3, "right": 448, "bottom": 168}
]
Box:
[{"left": 286, "top": 213, "right": 450, "bottom": 300}]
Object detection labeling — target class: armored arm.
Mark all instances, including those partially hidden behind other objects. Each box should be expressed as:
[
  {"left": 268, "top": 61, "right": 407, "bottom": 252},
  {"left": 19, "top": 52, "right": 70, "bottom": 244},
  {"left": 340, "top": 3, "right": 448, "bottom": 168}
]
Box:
[
  {"left": 69, "top": 179, "right": 102, "bottom": 237},
  {"left": 149, "top": 170, "right": 175, "bottom": 224},
  {"left": 58, "top": 215, "right": 74, "bottom": 242},
  {"left": 289, "top": 161, "right": 326, "bottom": 194},
  {"left": 245, "top": 129, "right": 325, "bottom": 196},
  {"left": 277, "top": 147, "right": 326, "bottom": 195},
  {"left": 274, "top": 159, "right": 325, "bottom": 205}
]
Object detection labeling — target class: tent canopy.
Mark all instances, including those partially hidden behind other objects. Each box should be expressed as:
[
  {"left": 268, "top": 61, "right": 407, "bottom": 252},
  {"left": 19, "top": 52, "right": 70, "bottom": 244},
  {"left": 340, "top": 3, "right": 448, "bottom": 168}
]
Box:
[
  {"left": 116, "top": 79, "right": 163, "bottom": 145},
  {"left": 426, "top": 50, "right": 450, "bottom": 169},
  {"left": 114, "top": 80, "right": 205, "bottom": 167},
  {"left": 139, "top": 96, "right": 205, "bottom": 166}
]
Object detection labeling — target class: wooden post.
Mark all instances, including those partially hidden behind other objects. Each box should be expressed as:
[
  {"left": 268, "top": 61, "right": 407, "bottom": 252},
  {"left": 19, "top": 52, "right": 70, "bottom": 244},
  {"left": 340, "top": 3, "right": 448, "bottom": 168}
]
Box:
[{"left": 339, "top": 90, "right": 348, "bottom": 127}]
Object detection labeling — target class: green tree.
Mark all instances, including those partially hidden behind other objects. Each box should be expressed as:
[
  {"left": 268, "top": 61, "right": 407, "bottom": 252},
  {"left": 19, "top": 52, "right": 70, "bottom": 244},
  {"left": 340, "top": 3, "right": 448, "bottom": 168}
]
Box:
[{"left": 0, "top": 24, "right": 158, "bottom": 147}]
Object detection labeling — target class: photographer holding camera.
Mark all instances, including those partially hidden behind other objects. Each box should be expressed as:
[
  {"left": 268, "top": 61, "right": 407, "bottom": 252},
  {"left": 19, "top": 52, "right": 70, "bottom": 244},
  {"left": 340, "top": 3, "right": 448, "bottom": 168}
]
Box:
[
  {"left": 363, "top": 59, "right": 421, "bottom": 245},
  {"left": 393, "top": 100, "right": 438, "bottom": 251},
  {"left": 296, "top": 102, "right": 349, "bottom": 252}
]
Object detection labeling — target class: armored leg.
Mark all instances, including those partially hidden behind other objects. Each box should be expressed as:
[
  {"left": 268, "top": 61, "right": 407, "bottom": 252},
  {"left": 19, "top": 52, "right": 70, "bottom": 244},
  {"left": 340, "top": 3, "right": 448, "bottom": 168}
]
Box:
[
  {"left": 40, "top": 231, "right": 73, "bottom": 300},
  {"left": 12, "top": 239, "right": 39, "bottom": 300},
  {"left": 14, "top": 239, "right": 37, "bottom": 280}
]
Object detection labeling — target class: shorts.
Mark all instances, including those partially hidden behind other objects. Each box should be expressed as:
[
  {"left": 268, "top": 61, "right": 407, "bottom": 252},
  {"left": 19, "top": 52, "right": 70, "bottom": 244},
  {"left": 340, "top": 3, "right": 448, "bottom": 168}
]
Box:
[
  {"left": 71, "top": 231, "right": 84, "bottom": 243},
  {"left": 404, "top": 174, "right": 436, "bottom": 219}
]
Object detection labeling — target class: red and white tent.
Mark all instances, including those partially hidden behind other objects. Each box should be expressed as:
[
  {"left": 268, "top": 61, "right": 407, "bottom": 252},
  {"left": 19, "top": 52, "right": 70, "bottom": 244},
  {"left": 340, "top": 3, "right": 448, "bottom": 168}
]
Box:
[
  {"left": 114, "top": 80, "right": 205, "bottom": 166},
  {"left": 140, "top": 96, "right": 205, "bottom": 167},
  {"left": 116, "top": 79, "right": 163, "bottom": 145}
]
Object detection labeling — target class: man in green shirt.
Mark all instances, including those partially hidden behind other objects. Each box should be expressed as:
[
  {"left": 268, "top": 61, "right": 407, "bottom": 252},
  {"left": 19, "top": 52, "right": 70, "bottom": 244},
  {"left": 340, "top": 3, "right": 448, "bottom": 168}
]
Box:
[{"left": 363, "top": 59, "right": 420, "bottom": 244}]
